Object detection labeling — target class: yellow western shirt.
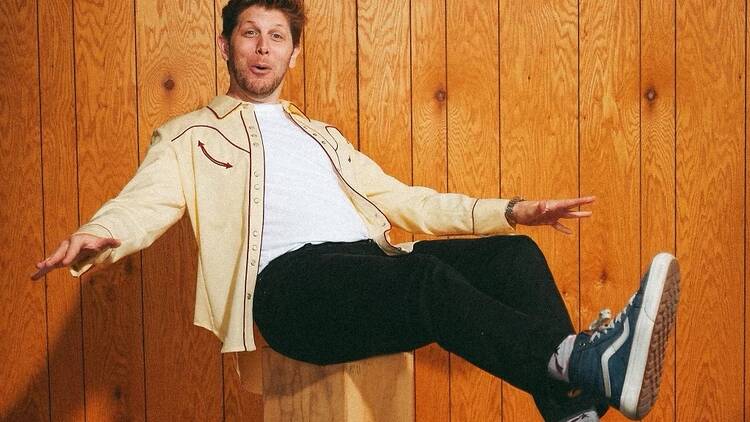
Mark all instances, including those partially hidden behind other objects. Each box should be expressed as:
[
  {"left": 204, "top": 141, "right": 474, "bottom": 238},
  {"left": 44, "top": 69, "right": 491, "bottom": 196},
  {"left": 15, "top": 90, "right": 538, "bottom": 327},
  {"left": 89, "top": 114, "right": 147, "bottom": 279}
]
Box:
[{"left": 70, "top": 95, "right": 515, "bottom": 353}]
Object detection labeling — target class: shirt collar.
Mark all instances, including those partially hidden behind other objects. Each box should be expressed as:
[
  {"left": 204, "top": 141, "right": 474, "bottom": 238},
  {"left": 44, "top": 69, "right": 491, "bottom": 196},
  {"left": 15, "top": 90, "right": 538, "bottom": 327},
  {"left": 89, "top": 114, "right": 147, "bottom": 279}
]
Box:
[{"left": 207, "top": 95, "right": 307, "bottom": 120}]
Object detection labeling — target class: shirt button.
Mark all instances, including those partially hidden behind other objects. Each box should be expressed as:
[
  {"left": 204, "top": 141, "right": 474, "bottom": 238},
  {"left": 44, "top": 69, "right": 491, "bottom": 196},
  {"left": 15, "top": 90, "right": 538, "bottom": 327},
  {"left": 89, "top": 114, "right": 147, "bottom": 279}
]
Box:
[
  {"left": 253, "top": 142, "right": 259, "bottom": 147},
  {"left": 254, "top": 198, "right": 260, "bottom": 204},
  {"left": 252, "top": 230, "right": 259, "bottom": 237},
  {"left": 250, "top": 133, "right": 258, "bottom": 138},
  {"left": 250, "top": 260, "right": 256, "bottom": 266},
  {"left": 246, "top": 293, "right": 252, "bottom": 300},
  {"left": 254, "top": 184, "right": 260, "bottom": 190},
  {"left": 252, "top": 245, "right": 258, "bottom": 251},
  {"left": 254, "top": 171, "right": 260, "bottom": 177}
]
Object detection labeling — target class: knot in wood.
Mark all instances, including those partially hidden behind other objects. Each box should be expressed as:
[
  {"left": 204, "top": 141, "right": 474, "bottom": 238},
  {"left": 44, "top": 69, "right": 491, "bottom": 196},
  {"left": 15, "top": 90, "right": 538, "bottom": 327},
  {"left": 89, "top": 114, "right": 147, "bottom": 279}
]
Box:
[{"left": 163, "top": 78, "right": 175, "bottom": 91}]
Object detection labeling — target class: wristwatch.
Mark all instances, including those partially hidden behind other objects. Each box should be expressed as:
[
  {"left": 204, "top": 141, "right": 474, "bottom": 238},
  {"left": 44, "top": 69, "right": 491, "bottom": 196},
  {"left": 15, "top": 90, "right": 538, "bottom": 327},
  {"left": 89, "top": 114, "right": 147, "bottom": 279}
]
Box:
[{"left": 505, "top": 196, "right": 525, "bottom": 228}]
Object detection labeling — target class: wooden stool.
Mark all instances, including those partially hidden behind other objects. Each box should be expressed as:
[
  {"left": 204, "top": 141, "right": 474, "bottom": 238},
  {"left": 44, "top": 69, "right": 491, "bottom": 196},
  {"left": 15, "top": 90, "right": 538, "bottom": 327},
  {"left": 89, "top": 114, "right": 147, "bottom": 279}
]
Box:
[{"left": 261, "top": 347, "right": 415, "bottom": 422}]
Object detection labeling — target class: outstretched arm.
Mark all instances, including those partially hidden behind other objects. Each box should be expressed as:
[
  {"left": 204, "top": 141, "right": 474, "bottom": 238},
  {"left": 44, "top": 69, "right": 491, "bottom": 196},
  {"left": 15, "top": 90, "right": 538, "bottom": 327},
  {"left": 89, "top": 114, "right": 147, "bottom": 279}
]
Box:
[{"left": 31, "top": 129, "right": 186, "bottom": 280}]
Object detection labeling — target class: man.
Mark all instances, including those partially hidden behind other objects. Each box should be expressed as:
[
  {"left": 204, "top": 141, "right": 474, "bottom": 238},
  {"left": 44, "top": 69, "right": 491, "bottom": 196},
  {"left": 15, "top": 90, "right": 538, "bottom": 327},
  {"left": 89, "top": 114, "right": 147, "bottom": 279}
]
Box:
[{"left": 32, "top": 1, "right": 680, "bottom": 421}]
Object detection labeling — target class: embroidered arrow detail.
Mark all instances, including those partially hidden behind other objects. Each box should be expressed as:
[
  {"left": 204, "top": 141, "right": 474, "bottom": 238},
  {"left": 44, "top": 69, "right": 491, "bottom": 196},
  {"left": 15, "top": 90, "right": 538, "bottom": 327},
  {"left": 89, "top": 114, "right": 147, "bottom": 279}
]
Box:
[{"left": 198, "top": 140, "right": 232, "bottom": 169}]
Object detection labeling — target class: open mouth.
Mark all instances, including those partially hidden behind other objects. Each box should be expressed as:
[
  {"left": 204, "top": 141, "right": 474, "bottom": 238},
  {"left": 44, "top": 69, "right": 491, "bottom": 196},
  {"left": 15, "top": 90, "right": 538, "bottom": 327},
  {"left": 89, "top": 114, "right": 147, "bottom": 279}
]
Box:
[{"left": 251, "top": 64, "right": 271, "bottom": 74}]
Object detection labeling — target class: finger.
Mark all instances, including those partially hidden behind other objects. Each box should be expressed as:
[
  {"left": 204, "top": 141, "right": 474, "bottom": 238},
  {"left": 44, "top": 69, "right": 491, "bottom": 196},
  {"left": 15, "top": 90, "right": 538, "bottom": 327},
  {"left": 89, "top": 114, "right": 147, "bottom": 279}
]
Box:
[
  {"left": 31, "top": 261, "right": 63, "bottom": 281},
  {"left": 553, "top": 221, "right": 573, "bottom": 235},
  {"left": 31, "top": 266, "right": 46, "bottom": 280},
  {"left": 40, "top": 240, "right": 70, "bottom": 267},
  {"left": 554, "top": 196, "right": 597, "bottom": 210},
  {"left": 560, "top": 210, "right": 593, "bottom": 219},
  {"left": 31, "top": 267, "right": 49, "bottom": 281},
  {"left": 62, "top": 237, "right": 85, "bottom": 266}
]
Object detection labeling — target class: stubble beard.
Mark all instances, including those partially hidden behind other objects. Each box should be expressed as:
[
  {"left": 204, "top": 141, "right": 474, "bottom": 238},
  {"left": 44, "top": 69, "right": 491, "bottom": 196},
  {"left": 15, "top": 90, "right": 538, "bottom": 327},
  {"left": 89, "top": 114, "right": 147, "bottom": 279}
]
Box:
[{"left": 228, "top": 46, "right": 289, "bottom": 100}]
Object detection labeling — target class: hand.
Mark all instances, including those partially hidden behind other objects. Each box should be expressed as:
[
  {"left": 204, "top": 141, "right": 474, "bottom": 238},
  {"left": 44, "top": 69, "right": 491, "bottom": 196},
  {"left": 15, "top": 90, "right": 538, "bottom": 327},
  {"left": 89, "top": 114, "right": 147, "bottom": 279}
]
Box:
[
  {"left": 31, "top": 234, "right": 121, "bottom": 281},
  {"left": 511, "top": 196, "right": 596, "bottom": 235}
]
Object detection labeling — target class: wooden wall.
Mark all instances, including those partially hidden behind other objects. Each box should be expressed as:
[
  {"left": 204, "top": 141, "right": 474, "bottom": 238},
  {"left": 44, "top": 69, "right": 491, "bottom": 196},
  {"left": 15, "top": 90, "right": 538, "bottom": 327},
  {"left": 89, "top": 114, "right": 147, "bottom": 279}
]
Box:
[{"left": 1, "top": 0, "right": 745, "bottom": 421}]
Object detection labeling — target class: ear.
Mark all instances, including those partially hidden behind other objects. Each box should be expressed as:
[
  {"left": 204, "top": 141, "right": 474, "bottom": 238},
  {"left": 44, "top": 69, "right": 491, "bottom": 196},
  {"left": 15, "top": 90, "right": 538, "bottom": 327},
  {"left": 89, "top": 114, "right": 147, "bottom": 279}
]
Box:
[
  {"left": 288, "top": 46, "right": 301, "bottom": 69},
  {"left": 217, "top": 34, "right": 230, "bottom": 61}
]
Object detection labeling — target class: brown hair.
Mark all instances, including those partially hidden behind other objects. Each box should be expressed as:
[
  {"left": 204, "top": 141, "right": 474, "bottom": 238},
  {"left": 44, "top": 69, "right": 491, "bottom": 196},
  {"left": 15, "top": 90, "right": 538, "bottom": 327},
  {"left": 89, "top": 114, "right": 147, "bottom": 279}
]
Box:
[{"left": 221, "top": 0, "right": 305, "bottom": 47}]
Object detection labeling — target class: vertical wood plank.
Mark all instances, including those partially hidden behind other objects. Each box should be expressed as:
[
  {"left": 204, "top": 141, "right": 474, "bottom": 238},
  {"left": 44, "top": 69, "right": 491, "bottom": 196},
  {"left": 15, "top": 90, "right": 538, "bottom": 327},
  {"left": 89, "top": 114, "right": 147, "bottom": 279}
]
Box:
[
  {"left": 280, "top": 30, "right": 305, "bottom": 109},
  {"left": 0, "top": 0, "right": 49, "bottom": 420},
  {"left": 74, "top": 0, "right": 145, "bottom": 419},
  {"left": 215, "top": 0, "right": 231, "bottom": 95},
  {"left": 579, "top": 3, "right": 640, "bottom": 421},
  {"left": 640, "top": 0, "right": 677, "bottom": 420},
  {"left": 304, "top": 0, "right": 358, "bottom": 142},
  {"left": 278, "top": 0, "right": 305, "bottom": 110},
  {"left": 411, "top": 0, "right": 449, "bottom": 420},
  {"left": 135, "top": 1, "right": 224, "bottom": 421},
  {"left": 357, "top": 0, "right": 412, "bottom": 245},
  {"left": 676, "top": 0, "right": 745, "bottom": 420},
  {"left": 446, "top": 0, "right": 502, "bottom": 421},
  {"left": 499, "top": 0, "right": 579, "bottom": 419},
  {"left": 38, "top": 0, "right": 86, "bottom": 420}
]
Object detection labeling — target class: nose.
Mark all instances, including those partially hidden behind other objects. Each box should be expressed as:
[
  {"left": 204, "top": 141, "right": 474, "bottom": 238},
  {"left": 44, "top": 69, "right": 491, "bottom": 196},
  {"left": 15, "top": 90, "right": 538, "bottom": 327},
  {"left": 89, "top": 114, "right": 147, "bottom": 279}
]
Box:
[{"left": 256, "top": 36, "right": 269, "bottom": 55}]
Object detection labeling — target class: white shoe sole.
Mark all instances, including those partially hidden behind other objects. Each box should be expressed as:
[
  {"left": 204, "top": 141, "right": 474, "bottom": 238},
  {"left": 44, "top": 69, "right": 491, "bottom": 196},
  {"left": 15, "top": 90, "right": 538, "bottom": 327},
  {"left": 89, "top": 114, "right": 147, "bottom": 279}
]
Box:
[{"left": 619, "top": 252, "right": 680, "bottom": 419}]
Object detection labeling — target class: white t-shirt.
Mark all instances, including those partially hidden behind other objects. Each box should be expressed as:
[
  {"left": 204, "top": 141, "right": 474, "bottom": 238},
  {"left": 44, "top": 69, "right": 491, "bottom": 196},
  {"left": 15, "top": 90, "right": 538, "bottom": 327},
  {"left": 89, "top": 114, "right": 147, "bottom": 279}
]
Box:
[{"left": 254, "top": 103, "right": 370, "bottom": 271}]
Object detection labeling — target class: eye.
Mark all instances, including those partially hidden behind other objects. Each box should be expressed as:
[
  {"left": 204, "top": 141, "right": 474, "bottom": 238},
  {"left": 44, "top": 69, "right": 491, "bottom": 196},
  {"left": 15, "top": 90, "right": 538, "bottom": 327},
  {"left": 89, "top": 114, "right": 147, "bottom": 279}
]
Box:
[
  {"left": 244, "top": 29, "right": 258, "bottom": 37},
  {"left": 271, "top": 32, "right": 284, "bottom": 40}
]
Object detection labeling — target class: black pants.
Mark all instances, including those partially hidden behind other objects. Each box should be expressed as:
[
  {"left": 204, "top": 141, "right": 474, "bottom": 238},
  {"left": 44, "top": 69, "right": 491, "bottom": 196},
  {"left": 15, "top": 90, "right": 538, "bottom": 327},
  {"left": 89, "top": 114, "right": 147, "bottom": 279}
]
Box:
[{"left": 254, "top": 235, "right": 602, "bottom": 421}]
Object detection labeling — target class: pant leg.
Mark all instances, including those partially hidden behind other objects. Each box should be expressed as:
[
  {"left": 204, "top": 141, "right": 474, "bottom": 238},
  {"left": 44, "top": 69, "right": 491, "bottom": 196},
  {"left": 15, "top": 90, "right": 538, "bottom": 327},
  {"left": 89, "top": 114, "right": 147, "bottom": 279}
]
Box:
[
  {"left": 254, "top": 237, "right": 567, "bottom": 383},
  {"left": 253, "top": 240, "right": 432, "bottom": 365},
  {"left": 252, "top": 237, "right": 596, "bottom": 421},
  {"left": 411, "top": 235, "right": 607, "bottom": 420},
  {"left": 411, "top": 235, "right": 576, "bottom": 386}
]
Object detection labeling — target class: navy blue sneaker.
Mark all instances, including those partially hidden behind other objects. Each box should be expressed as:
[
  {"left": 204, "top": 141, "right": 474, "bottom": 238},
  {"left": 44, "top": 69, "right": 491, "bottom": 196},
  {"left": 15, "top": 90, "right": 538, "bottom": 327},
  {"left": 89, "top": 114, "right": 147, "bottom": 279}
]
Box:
[{"left": 567, "top": 253, "right": 680, "bottom": 420}]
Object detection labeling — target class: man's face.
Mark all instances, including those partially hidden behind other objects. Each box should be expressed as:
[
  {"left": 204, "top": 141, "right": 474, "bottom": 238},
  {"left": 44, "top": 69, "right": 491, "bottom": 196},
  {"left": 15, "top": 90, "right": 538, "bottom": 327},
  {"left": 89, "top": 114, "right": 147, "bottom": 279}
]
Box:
[{"left": 219, "top": 5, "right": 300, "bottom": 103}]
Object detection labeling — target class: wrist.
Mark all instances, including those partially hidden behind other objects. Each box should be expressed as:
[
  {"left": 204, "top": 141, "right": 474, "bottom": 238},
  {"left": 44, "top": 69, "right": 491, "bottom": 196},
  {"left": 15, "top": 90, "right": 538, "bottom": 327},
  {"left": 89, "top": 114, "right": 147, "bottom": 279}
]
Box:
[{"left": 505, "top": 196, "right": 525, "bottom": 228}]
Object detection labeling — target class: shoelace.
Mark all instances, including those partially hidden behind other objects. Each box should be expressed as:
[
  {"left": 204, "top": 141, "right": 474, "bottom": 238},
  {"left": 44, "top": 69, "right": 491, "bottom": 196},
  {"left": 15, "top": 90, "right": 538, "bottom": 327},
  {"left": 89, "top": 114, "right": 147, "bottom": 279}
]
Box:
[{"left": 587, "top": 293, "right": 636, "bottom": 342}]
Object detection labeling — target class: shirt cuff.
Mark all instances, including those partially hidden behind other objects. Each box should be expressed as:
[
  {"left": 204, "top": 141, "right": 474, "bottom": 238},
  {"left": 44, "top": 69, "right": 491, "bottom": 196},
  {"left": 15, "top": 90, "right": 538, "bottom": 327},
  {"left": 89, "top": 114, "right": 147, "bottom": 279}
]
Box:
[{"left": 472, "top": 198, "right": 516, "bottom": 234}]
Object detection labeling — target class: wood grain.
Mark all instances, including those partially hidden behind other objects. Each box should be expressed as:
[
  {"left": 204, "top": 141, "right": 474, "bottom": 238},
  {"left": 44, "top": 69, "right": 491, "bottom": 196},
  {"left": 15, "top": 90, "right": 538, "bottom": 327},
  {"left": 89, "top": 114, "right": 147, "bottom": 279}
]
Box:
[
  {"left": 357, "top": 0, "right": 412, "bottom": 246},
  {"left": 499, "top": 0, "right": 579, "bottom": 419},
  {"left": 747, "top": 4, "right": 750, "bottom": 420},
  {"left": 446, "top": 0, "right": 502, "bottom": 420},
  {"left": 304, "top": 0, "right": 359, "bottom": 143},
  {"left": 38, "top": 0, "right": 86, "bottom": 420},
  {"left": 579, "top": 4, "right": 640, "bottom": 420},
  {"left": 640, "top": 0, "right": 677, "bottom": 420},
  {"left": 280, "top": 30, "right": 305, "bottom": 110},
  {"left": 410, "top": 0, "right": 450, "bottom": 420},
  {"left": 74, "top": 0, "right": 145, "bottom": 419},
  {"left": 136, "top": 1, "right": 224, "bottom": 421},
  {"left": 6, "top": 2, "right": 750, "bottom": 421},
  {"left": 263, "top": 348, "right": 413, "bottom": 422},
  {"left": 676, "top": 0, "right": 745, "bottom": 420},
  {"left": 215, "top": 0, "right": 231, "bottom": 95},
  {"left": 0, "top": 0, "right": 49, "bottom": 420}
]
